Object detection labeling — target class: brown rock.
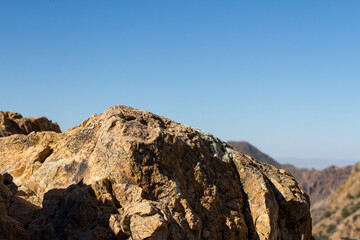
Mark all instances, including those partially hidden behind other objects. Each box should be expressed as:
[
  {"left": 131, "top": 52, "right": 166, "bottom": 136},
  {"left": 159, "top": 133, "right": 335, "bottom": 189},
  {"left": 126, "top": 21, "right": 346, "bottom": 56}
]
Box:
[
  {"left": 0, "top": 173, "right": 31, "bottom": 240},
  {"left": 0, "top": 111, "right": 61, "bottom": 137},
  {"left": 0, "top": 106, "right": 312, "bottom": 239},
  {"left": 27, "top": 181, "right": 118, "bottom": 240},
  {"left": 0, "top": 214, "right": 30, "bottom": 240},
  {"left": 286, "top": 165, "right": 352, "bottom": 223},
  {"left": 228, "top": 141, "right": 352, "bottom": 224}
]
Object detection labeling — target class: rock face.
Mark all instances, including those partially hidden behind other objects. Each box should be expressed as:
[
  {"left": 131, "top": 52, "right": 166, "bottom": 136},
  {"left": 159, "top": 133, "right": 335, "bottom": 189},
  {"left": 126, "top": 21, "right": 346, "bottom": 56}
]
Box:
[
  {"left": 0, "top": 111, "right": 61, "bottom": 137},
  {"left": 281, "top": 164, "right": 352, "bottom": 202},
  {"left": 0, "top": 106, "right": 312, "bottom": 239},
  {"left": 0, "top": 173, "right": 33, "bottom": 240},
  {"left": 228, "top": 141, "right": 352, "bottom": 223},
  {"left": 282, "top": 164, "right": 352, "bottom": 223},
  {"left": 312, "top": 162, "right": 360, "bottom": 240}
]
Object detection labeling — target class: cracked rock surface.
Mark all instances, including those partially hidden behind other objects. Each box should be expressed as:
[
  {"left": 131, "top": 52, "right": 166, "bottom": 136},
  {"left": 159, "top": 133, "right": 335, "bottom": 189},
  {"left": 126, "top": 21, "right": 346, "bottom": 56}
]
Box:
[{"left": 0, "top": 106, "right": 312, "bottom": 239}]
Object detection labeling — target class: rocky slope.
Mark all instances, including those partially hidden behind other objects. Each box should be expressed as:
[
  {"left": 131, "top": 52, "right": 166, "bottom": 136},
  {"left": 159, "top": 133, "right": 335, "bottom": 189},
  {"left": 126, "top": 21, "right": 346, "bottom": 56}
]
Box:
[
  {"left": 313, "top": 162, "right": 360, "bottom": 240},
  {"left": 227, "top": 141, "right": 352, "bottom": 223},
  {"left": 0, "top": 106, "right": 312, "bottom": 240},
  {"left": 0, "top": 111, "right": 61, "bottom": 137}
]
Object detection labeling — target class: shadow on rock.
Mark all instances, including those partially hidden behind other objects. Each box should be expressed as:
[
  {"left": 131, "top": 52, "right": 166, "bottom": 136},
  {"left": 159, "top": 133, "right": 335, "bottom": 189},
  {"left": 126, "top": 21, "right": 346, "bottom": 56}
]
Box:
[
  {"left": 1, "top": 173, "right": 129, "bottom": 240},
  {"left": 0, "top": 173, "right": 40, "bottom": 240},
  {"left": 28, "top": 180, "right": 125, "bottom": 240}
]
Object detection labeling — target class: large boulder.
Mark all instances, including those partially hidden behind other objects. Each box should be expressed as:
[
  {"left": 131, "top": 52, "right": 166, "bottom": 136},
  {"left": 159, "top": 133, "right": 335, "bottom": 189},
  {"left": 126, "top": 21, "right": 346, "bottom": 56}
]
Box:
[{"left": 0, "top": 106, "right": 312, "bottom": 239}]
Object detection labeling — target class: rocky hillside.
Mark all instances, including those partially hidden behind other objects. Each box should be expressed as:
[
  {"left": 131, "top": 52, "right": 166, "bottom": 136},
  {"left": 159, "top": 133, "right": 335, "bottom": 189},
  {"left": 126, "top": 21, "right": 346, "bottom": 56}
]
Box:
[
  {"left": 0, "top": 106, "right": 312, "bottom": 240},
  {"left": 313, "top": 162, "right": 360, "bottom": 240},
  {"left": 227, "top": 141, "right": 352, "bottom": 222}
]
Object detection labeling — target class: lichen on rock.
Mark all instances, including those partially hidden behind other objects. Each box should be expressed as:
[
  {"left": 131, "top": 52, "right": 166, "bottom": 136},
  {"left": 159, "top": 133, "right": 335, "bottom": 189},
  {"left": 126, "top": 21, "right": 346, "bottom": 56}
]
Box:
[{"left": 193, "top": 128, "right": 236, "bottom": 163}]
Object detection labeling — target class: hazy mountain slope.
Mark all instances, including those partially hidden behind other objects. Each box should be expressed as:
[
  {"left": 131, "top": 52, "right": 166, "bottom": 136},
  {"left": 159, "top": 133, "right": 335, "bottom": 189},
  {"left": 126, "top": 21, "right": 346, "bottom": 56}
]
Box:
[
  {"left": 227, "top": 141, "right": 282, "bottom": 168},
  {"left": 313, "top": 162, "right": 360, "bottom": 240}
]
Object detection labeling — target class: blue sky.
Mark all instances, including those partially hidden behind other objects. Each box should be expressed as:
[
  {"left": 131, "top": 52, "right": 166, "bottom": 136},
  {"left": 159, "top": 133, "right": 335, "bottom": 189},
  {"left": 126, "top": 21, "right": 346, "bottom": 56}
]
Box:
[{"left": 1, "top": 1, "right": 359, "bottom": 168}]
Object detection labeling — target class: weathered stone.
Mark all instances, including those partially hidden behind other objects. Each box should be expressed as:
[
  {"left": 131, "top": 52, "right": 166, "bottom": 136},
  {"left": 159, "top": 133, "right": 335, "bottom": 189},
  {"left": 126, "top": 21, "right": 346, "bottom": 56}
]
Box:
[
  {"left": 229, "top": 141, "right": 352, "bottom": 225},
  {"left": 0, "top": 106, "right": 312, "bottom": 239},
  {"left": 27, "top": 181, "right": 117, "bottom": 240},
  {"left": 0, "top": 173, "right": 31, "bottom": 240},
  {"left": 0, "top": 111, "right": 61, "bottom": 137}
]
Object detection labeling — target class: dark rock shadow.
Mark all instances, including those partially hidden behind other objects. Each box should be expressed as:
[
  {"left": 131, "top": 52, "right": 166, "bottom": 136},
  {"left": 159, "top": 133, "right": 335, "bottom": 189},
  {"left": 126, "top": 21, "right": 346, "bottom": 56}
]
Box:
[
  {"left": 228, "top": 164, "right": 260, "bottom": 240},
  {"left": 265, "top": 177, "right": 313, "bottom": 240},
  {"left": 1, "top": 173, "right": 40, "bottom": 240},
  {"left": 2, "top": 173, "right": 41, "bottom": 228},
  {"left": 28, "top": 180, "right": 123, "bottom": 240},
  {"left": 1, "top": 173, "right": 129, "bottom": 240}
]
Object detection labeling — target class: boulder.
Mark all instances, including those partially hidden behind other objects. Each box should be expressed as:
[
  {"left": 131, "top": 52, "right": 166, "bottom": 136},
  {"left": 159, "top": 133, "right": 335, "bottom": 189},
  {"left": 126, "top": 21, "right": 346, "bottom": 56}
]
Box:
[{"left": 0, "top": 106, "right": 312, "bottom": 239}]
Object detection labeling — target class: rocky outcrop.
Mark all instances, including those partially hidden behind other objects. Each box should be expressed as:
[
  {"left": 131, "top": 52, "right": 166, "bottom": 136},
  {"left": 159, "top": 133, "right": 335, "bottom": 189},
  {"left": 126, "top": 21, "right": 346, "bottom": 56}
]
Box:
[
  {"left": 0, "top": 106, "right": 312, "bottom": 239},
  {"left": 313, "top": 162, "right": 360, "bottom": 240},
  {"left": 0, "top": 172, "right": 43, "bottom": 240},
  {"left": 0, "top": 111, "right": 61, "bottom": 137},
  {"left": 281, "top": 165, "right": 352, "bottom": 203},
  {"left": 228, "top": 141, "right": 352, "bottom": 223},
  {"left": 283, "top": 164, "right": 352, "bottom": 223}
]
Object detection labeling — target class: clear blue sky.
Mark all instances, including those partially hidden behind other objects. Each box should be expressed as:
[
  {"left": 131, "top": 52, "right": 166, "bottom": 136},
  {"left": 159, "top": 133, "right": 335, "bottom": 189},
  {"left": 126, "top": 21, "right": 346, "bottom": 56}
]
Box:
[{"left": 1, "top": 1, "right": 359, "bottom": 168}]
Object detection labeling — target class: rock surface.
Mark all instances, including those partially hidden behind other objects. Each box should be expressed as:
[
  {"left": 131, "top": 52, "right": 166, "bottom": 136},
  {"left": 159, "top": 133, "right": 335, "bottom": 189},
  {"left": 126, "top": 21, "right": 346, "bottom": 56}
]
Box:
[
  {"left": 283, "top": 164, "right": 352, "bottom": 223},
  {"left": 228, "top": 141, "right": 352, "bottom": 223},
  {"left": 0, "top": 106, "right": 312, "bottom": 239},
  {"left": 0, "top": 174, "right": 32, "bottom": 240},
  {"left": 0, "top": 111, "right": 61, "bottom": 137}
]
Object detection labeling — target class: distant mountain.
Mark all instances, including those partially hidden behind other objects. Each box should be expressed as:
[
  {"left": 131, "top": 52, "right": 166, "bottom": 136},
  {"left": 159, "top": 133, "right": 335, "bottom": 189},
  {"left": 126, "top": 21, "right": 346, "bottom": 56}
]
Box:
[
  {"left": 227, "top": 141, "right": 282, "bottom": 168},
  {"left": 227, "top": 141, "right": 352, "bottom": 222},
  {"left": 313, "top": 162, "right": 360, "bottom": 240}
]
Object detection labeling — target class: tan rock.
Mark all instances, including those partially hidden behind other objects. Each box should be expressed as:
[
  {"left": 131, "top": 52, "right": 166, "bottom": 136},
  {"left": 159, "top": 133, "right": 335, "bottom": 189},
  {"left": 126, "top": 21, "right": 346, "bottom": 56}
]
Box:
[
  {"left": 228, "top": 141, "right": 352, "bottom": 225},
  {"left": 0, "top": 105, "right": 312, "bottom": 239}
]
